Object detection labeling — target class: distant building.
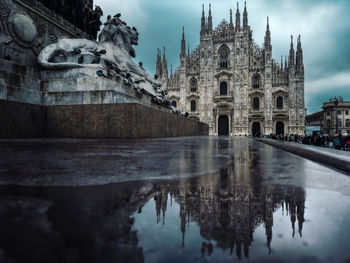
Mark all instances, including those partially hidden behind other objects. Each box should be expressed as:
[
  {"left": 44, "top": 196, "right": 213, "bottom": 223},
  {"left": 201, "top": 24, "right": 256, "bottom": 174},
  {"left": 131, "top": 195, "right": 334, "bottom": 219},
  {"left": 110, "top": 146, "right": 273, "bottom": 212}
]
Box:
[
  {"left": 306, "top": 101, "right": 350, "bottom": 135},
  {"left": 156, "top": 3, "right": 305, "bottom": 136}
]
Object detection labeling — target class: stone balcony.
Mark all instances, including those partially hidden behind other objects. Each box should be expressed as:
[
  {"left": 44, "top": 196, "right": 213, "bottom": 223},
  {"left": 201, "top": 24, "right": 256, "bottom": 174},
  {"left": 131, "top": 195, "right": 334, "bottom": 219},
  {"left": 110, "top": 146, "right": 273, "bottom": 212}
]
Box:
[
  {"left": 249, "top": 108, "right": 264, "bottom": 115},
  {"left": 273, "top": 108, "right": 288, "bottom": 114},
  {"left": 214, "top": 95, "right": 234, "bottom": 104}
]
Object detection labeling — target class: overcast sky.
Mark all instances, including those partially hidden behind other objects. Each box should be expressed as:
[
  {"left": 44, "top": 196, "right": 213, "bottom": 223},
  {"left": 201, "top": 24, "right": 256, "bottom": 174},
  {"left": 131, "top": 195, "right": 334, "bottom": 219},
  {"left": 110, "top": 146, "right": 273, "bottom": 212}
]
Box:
[{"left": 94, "top": 0, "right": 350, "bottom": 113}]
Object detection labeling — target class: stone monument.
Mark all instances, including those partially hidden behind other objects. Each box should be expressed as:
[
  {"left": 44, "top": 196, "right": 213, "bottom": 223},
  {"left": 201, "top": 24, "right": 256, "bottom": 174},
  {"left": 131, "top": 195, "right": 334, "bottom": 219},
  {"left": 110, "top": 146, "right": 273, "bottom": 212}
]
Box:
[{"left": 0, "top": 0, "right": 208, "bottom": 138}]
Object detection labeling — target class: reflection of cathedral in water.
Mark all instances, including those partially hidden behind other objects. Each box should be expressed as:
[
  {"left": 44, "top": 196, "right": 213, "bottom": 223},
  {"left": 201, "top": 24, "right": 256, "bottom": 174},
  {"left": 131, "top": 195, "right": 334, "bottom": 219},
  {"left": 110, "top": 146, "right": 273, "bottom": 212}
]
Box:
[{"left": 153, "top": 139, "right": 305, "bottom": 259}]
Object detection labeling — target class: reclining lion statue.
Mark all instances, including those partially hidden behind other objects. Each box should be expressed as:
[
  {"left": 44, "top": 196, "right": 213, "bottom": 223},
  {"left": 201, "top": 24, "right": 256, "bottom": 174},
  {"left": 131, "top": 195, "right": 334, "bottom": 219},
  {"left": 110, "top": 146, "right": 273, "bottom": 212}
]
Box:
[{"left": 38, "top": 14, "right": 164, "bottom": 99}]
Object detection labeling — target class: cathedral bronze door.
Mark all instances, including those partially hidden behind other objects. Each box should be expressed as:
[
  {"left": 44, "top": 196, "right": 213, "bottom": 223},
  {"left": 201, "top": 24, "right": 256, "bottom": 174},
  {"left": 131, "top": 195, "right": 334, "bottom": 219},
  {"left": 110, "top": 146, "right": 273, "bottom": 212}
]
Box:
[
  {"left": 276, "top": 121, "right": 284, "bottom": 135},
  {"left": 252, "top": 122, "right": 261, "bottom": 137},
  {"left": 218, "top": 115, "right": 229, "bottom": 135}
]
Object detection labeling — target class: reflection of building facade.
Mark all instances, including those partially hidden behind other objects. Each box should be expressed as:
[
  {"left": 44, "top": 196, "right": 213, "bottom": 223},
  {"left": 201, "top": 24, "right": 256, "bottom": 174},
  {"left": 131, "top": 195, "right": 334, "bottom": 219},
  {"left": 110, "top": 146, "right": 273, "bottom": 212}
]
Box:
[
  {"left": 156, "top": 3, "right": 305, "bottom": 136},
  {"left": 152, "top": 139, "right": 306, "bottom": 259},
  {"left": 306, "top": 101, "right": 350, "bottom": 135}
]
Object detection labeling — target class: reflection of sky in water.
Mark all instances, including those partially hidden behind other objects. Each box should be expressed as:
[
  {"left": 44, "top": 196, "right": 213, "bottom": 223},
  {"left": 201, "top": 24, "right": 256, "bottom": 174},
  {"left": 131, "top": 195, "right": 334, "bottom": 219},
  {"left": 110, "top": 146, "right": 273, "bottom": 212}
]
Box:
[
  {"left": 133, "top": 188, "right": 350, "bottom": 263},
  {"left": 1, "top": 137, "right": 350, "bottom": 262}
]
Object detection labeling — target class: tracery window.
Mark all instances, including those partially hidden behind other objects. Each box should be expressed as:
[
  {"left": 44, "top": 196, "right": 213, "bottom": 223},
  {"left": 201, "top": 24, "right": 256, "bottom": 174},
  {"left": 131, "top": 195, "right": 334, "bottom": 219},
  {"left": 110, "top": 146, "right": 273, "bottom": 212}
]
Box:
[
  {"left": 253, "top": 97, "right": 260, "bottom": 110},
  {"left": 190, "top": 78, "right": 197, "bottom": 92},
  {"left": 252, "top": 73, "right": 261, "bottom": 89},
  {"left": 277, "top": 96, "right": 283, "bottom": 108},
  {"left": 327, "top": 119, "right": 330, "bottom": 127},
  {"left": 218, "top": 45, "right": 230, "bottom": 68}
]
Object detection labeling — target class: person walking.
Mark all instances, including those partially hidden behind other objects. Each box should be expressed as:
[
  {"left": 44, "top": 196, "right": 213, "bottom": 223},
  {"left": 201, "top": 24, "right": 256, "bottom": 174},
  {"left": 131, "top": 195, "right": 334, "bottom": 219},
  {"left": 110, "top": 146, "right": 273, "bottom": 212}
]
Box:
[{"left": 333, "top": 136, "right": 341, "bottom": 150}]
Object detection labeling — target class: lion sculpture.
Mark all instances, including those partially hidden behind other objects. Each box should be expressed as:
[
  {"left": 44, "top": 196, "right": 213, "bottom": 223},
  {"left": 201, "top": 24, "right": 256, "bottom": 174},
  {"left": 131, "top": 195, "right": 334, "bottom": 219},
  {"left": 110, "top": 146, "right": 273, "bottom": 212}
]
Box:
[{"left": 38, "top": 14, "right": 167, "bottom": 101}]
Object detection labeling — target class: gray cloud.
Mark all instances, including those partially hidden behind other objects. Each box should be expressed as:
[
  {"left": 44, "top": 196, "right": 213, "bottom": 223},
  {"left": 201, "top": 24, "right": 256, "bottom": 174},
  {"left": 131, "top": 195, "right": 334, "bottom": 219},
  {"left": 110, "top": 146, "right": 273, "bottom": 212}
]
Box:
[{"left": 95, "top": 0, "right": 350, "bottom": 113}]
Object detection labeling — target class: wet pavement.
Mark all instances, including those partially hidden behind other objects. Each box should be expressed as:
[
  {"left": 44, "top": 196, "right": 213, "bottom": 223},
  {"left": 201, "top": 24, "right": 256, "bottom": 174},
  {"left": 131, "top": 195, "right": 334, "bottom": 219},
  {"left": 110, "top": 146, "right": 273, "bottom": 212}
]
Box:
[{"left": 0, "top": 136, "right": 350, "bottom": 263}]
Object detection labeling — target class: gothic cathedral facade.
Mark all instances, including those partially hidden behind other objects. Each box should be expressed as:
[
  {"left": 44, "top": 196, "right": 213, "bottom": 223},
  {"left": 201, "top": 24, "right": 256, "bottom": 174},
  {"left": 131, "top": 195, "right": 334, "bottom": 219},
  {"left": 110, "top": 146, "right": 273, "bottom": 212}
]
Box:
[{"left": 156, "top": 3, "right": 305, "bottom": 136}]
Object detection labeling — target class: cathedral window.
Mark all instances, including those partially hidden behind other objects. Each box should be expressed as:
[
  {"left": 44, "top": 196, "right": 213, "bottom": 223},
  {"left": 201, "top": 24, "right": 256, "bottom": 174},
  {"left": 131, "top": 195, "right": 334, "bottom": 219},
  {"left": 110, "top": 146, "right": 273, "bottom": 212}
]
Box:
[
  {"left": 220, "top": 81, "right": 228, "bottom": 95},
  {"left": 346, "top": 119, "right": 350, "bottom": 127},
  {"left": 190, "top": 78, "right": 197, "bottom": 92},
  {"left": 191, "top": 100, "right": 196, "bottom": 111},
  {"left": 277, "top": 96, "right": 283, "bottom": 108},
  {"left": 171, "top": 101, "right": 177, "bottom": 108},
  {"left": 218, "top": 45, "right": 230, "bottom": 68},
  {"left": 338, "top": 119, "right": 342, "bottom": 127},
  {"left": 252, "top": 73, "right": 261, "bottom": 89},
  {"left": 327, "top": 119, "right": 330, "bottom": 127},
  {"left": 253, "top": 97, "right": 260, "bottom": 110}
]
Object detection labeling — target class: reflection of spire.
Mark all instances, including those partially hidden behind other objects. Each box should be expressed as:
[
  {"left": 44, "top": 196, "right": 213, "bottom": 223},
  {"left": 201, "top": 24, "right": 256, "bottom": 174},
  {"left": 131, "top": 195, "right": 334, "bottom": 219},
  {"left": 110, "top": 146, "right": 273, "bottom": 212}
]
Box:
[
  {"left": 297, "top": 200, "right": 305, "bottom": 237},
  {"left": 244, "top": 242, "right": 249, "bottom": 258},
  {"left": 181, "top": 216, "right": 186, "bottom": 247},
  {"left": 236, "top": 240, "right": 242, "bottom": 259},
  {"left": 147, "top": 162, "right": 307, "bottom": 260}
]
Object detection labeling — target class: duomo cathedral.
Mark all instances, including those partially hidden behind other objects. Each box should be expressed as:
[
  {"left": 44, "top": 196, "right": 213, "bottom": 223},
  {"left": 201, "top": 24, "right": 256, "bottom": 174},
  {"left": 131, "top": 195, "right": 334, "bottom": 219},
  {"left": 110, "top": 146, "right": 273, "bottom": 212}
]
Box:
[{"left": 156, "top": 3, "right": 305, "bottom": 136}]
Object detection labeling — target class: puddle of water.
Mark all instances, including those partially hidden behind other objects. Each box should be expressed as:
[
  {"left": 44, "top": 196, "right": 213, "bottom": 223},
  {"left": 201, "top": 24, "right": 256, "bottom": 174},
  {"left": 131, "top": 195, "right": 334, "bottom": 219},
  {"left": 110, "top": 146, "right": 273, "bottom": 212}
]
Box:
[{"left": 0, "top": 137, "right": 350, "bottom": 262}]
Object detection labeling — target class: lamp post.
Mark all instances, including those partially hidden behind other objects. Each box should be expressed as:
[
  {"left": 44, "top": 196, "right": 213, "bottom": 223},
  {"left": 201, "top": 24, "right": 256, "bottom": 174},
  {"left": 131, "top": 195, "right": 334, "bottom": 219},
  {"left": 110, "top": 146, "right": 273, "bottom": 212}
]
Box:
[{"left": 329, "top": 96, "right": 343, "bottom": 135}]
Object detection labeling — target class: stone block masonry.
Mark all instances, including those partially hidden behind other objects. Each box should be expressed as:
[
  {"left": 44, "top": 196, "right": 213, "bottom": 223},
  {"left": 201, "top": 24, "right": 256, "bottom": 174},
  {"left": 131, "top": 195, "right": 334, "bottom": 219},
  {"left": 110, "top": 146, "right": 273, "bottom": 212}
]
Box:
[
  {"left": 46, "top": 103, "right": 208, "bottom": 138},
  {"left": 0, "top": 100, "right": 46, "bottom": 138},
  {"left": 0, "top": 100, "right": 208, "bottom": 138}
]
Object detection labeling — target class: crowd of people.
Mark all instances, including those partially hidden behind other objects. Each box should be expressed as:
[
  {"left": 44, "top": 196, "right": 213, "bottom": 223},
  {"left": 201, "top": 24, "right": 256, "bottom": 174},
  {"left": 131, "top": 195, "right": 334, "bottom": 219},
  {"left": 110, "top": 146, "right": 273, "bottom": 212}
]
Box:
[{"left": 263, "top": 133, "right": 350, "bottom": 151}]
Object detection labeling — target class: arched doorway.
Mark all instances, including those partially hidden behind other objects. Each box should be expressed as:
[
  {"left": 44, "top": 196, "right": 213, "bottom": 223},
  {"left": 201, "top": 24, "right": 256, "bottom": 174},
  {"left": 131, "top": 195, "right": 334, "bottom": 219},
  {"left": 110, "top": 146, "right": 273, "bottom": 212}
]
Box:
[
  {"left": 276, "top": 121, "right": 284, "bottom": 135},
  {"left": 252, "top": 122, "right": 261, "bottom": 137},
  {"left": 218, "top": 115, "right": 229, "bottom": 135}
]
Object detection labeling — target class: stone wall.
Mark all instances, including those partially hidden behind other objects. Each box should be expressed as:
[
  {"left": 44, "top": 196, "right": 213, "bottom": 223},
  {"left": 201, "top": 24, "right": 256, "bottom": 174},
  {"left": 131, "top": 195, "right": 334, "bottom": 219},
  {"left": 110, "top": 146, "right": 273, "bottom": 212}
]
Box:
[
  {"left": 0, "top": 100, "right": 46, "bottom": 138},
  {"left": 0, "top": 101, "right": 208, "bottom": 138},
  {"left": 46, "top": 103, "right": 208, "bottom": 138}
]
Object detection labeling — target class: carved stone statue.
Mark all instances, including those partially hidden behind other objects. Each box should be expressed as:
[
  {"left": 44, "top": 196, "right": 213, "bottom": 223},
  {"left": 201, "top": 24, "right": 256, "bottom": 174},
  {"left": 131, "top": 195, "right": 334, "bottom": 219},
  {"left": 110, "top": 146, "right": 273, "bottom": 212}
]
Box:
[{"left": 38, "top": 14, "right": 165, "bottom": 100}]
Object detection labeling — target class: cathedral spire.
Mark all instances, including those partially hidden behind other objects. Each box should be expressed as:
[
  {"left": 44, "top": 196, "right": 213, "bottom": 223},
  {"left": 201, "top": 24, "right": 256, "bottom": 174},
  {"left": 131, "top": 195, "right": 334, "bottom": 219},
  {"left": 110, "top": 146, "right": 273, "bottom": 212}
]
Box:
[
  {"left": 243, "top": 1, "right": 248, "bottom": 29},
  {"left": 289, "top": 35, "right": 295, "bottom": 69},
  {"left": 229, "top": 8, "right": 233, "bottom": 27},
  {"left": 181, "top": 26, "right": 186, "bottom": 58},
  {"left": 162, "top": 46, "right": 168, "bottom": 78},
  {"left": 188, "top": 44, "right": 190, "bottom": 57},
  {"left": 163, "top": 46, "right": 166, "bottom": 62},
  {"left": 296, "top": 34, "right": 304, "bottom": 75},
  {"left": 264, "top": 17, "right": 271, "bottom": 50},
  {"left": 235, "top": 2, "right": 240, "bottom": 31},
  {"left": 156, "top": 48, "right": 162, "bottom": 78},
  {"left": 170, "top": 64, "right": 173, "bottom": 77},
  {"left": 208, "top": 3, "right": 212, "bottom": 32},
  {"left": 201, "top": 4, "right": 205, "bottom": 34},
  {"left": 281, "top": 56, "right": 283, "bottom": 71}
]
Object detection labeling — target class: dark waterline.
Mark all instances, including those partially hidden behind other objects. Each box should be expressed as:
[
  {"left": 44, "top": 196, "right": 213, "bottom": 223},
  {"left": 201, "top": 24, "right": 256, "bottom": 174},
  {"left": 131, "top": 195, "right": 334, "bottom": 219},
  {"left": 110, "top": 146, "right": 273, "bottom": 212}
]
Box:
[{"left": 0, "top": 137, "right": 349, "bottom": 262}]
